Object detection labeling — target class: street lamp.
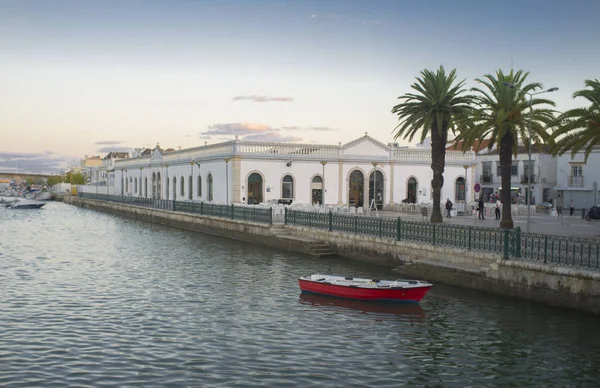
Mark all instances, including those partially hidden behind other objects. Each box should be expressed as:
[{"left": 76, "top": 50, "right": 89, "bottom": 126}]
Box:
[
  {"left": 504, "top": 82, "right": 558, "bottom": 233},
  {"left": 320, "top": 161, "right": 327, "bottom": 206},
  {"left": 371, "top": 162, "right": 379, "bottom": 213}
]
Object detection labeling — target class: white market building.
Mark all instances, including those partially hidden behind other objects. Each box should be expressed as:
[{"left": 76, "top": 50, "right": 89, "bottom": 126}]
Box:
[{"left": 89, "top": 134, "right": 476, "bottom": 210}]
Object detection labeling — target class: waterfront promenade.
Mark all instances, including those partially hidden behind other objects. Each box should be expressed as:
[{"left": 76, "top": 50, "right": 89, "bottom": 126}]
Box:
[{"left": 375, "top": 210, "right": 600, "bottom": 239}]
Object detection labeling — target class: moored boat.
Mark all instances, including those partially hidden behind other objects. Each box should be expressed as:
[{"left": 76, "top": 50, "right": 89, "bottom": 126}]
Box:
[
  {"left": 7, "top": 199, "right": 46, "bottom": 209},
  {"left": 298, "top": 274, "right": 432, "bottom": 303}
]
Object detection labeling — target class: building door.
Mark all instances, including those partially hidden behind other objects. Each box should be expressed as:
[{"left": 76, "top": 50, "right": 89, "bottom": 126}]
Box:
[
  {"left": 156, "top": 172, "right": 161, "bottom": 199},
  {"left": 407, "top": 177, "right": 418, "bottom": 203},
  {"left": 455, "top": 177, "right": 465, "bottom": 202},
  {"left": 311, "top": 176, "right": 323, "bottom": 205},
  {"left": 247, "top": 173, "right": 262, "bottom": 204},
  {"left": 348, "top": 170, "right": 364, "bottom": 207}
]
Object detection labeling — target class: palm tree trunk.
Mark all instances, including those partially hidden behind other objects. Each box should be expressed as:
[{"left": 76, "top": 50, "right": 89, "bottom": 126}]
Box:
[
  {"left": 499, "top": 133, "right": 514, "bottom": 229},
  {"left": 430, "top": 128, "right": 447, "bottom": 223}
]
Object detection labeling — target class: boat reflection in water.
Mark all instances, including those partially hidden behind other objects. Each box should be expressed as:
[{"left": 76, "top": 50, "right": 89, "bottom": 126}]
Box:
[{"left": 299, "top": 292, "right": 425, "bottom": 318}]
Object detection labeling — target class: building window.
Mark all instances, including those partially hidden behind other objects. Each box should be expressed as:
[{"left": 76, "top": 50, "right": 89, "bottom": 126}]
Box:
[
  {"left": 208, "top": 174, "right": 213, "bottom": 201},
  {"left": 282, "top": 175, "right": 294, "bottom": 199},
  {"left": 180, "top": 176, "right": 185, "bottom": 197},
  {"left": 197, "top": 176, "right": 202, "bottom": 197},
  {"left": 572, "top": 165, "right": 583, "bottom": 177},
  {"left": 497, "top": 164, "right": 519, "bottom": 176},
  {"left": 189, "top": 175, "right": 192, "bottom": 200},
  {"left": 134, "top": 178, "right": 138, "bottom": 193}
]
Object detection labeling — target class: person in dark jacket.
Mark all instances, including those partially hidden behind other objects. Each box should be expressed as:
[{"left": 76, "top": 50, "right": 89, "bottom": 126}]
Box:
[
  {"left": 445, "top": 198, "right": 453, "bottom": 218},
  {"left": 478, "top": 196, "right": 485, "bottom": 219}
]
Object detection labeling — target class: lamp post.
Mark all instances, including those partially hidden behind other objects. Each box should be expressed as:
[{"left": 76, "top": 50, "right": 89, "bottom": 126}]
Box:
[
  {"left": 320, "top": 161, "right": 327, "bottom": 205},
  {"left": 224, "top": 158, "right": 231, "bottom": 205},
  {"left": 504, "top": 82, "right": 558, "bottom": 233},
  {"left": 371, "top": 162, "right": 378, "bottom": 212},
  {"left": 463, "top": 164, "right": 469, "bottom": 204}
]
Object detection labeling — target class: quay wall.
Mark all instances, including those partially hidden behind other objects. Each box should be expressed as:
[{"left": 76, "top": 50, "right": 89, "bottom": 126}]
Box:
[{"left": 65, "top": 197, "right": 600, "bottom": 314}]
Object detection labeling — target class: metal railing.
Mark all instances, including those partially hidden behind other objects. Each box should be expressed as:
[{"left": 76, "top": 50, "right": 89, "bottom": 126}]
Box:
[
  {"left": 284, "top": 209, "right": 600, "bottom": 270},
  {"left": 569, "top": 175, "right": 584, "bottom": 187},
  {"left": 521, "top": 174, "right": 536, "bottom": 184},
  {"left": 78, "top": 192, "right": 273, "bottom": 225},
  {"left": 480, "top": 174, "right": 494, "bottom": 183}
]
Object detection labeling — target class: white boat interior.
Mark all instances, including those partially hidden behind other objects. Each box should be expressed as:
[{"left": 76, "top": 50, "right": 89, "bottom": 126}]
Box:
[{"left": 301, "top": 274, "right": 432, "bottom": 289}]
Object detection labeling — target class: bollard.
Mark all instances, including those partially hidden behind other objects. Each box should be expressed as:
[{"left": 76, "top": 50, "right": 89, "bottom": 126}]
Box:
[{"left": 582, "top": 207, "right": 586, "bottom": 219}]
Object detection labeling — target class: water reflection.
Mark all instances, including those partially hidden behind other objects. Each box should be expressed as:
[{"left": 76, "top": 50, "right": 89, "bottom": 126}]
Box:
[{"left": 299, "top": 292, "right": 426, "bottom": 318}]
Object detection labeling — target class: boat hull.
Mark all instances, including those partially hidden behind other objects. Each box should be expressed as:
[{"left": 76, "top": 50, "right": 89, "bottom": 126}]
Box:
[
  {"left": 11, "top": 203, "right": 46, "bottom": 209},
  {"left": 298, "top": 279, "right": 431, "bottom": 303}
]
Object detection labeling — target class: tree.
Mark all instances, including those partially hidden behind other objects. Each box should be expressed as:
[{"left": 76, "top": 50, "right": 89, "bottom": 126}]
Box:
[
  {"left": 391, "top": 66, "right": 472, "bottom": 223},
  {"left": 551, "top": 79, "right": 600, "bottom": 161},
  {"left": 454, "top": 69, "right": 556, "bottom": 228}
]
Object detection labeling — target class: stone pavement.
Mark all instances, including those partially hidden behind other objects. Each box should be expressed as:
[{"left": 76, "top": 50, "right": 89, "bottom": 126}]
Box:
[{"left": 371, "top": 209, "right": 600, "bottom": 239}]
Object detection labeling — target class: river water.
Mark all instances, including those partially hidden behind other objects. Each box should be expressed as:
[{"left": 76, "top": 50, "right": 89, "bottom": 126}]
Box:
[{"left": 1, "top": 201, "right": 599, "bottom": 387}]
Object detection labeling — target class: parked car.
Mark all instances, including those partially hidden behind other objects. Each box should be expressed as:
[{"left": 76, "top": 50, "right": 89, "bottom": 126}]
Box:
[{"left": 540, "top": 201, "right": 553, "bottom": 210}]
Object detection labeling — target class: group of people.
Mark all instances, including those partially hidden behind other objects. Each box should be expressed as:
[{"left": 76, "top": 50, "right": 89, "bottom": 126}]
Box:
[
  {"left": 444, "top": 194, "right": 577, "bottom": 221},
  {"left": 554, "top": 195, "right": 576, "bottom": 218},
  {"left": 444, "top": 196, "right": 502, "bottom": 220}
]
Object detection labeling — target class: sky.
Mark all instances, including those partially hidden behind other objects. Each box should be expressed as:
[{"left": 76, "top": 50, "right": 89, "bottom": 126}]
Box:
[{"left": 1, "top": 0, "right": 599, "bottom": 174}]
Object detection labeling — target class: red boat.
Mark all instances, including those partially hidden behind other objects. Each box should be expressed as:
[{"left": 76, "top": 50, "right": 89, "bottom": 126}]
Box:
[{"left": 298, "top": 274, "right": 432, "bottom": 303}]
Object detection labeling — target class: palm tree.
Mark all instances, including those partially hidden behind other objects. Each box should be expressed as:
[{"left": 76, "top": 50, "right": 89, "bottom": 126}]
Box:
[
  {"left": 454, "top": 69, "right": 556, "bottom": 229},
  {"left": 391, "top": 66, "right": 472, "bottom": 223},
  {"left": 551, "top": 79, "right": 600, "bottom": 161}
]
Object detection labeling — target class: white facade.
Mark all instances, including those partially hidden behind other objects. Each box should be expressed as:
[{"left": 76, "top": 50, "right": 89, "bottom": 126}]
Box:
[
  {"left": 555, "top": 150, "right": 600, "bottom": 209},
  {"left": 98, "top": 134, "right": 475, "bottom": 209},
  {"left": 475, "top": 147, "right": 557, "bottom": 205}
]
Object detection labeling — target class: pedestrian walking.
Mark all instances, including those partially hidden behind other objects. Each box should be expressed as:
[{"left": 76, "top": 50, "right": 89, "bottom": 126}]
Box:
[
  {"left": 569, "top": 199, "right": 575, "bottom": 216},
  {"left": 556, "top": 194, "right": 563, "bottom": 219},
  {"left": 445, "top": 198, "right": 453, "bottom": 218},
  {"left": 478, "top": 196, "right": 485, "bottom": 220},
  {"left": 495, "top": 198, "right": 501, "bottom": 220}
]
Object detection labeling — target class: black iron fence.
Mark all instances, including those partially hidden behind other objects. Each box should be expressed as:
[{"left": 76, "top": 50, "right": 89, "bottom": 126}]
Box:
[
  {"left": 78, "top": 193, "right": 273, "bottom": 225},
  {"left": 284, "top": 209, "right": 599, "bottom": 270}
]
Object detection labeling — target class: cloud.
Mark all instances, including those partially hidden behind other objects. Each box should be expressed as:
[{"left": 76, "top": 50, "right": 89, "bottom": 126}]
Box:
[
  {"left": 282, "top": 126, "right": 337, "bottom": 131},
  {"left": 96, "top": 146, "right": 133, "bottom": 153},
  {"left": 232, "top": 95, "right": 294, "bottom": 103},
  {"left": 94, "top": 140, "right": 123, "bottom": 145},
  {"left": 201, "top": 122, "right": 274, "bottom": 137},
  {"left": 242, "top": 133, "right": 303, "bottom": 142},
  {"left": 0, "top": 151, "right": 70, "bottom": 174},
  {"left": 306, "top": 126, "right": 336, "bottom": 131}
]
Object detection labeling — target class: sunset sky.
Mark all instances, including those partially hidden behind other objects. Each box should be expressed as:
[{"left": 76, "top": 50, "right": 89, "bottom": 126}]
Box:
[{"left": 1, "top": 0, "right": 599, "bottom": 173}]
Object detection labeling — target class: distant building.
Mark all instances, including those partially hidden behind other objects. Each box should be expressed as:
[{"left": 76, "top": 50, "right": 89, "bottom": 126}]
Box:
[
  {"left": 474, "top": 144, "right": 556, "bottom": 204},
  {"left": 555, "top": 149, "right": 600, "bottom": 208}
]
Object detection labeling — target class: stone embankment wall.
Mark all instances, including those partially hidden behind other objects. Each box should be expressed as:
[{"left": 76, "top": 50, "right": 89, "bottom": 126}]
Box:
[
  {"left": 65, "top": 197, "right": 600, "bottom": 314},
  {"left": 64, "top": 197, "right": 315, "bottom": 255}
]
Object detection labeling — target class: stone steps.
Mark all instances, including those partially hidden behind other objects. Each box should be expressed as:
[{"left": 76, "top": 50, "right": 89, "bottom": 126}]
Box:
[{"left": 270, "top": 226, "right": 334, "bottom": 257}]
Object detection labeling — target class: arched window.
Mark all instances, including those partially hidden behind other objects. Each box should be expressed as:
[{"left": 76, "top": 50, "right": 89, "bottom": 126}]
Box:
[
  {"left": 189, "top": 175, "right": 193, "bottom": 200},
  {"left": 173, "top": 176, "right": 177, "bottom": 199},
  {"left": 197, "top": 175, "right": 202, "bottom": 198},
  {"left": 207, "top": 174, "right": 214, "bottom": 201},
  {"left": 134, "top": 178, "right": 138, "bottom": 194},
  {"left": 180, "top": 175, "right": 185, "bottom": 197},
  {"left": 282, "top": 175, "right": 294, "bottom": 199},
  {"left": 144, "top": 177, "right": 148, "bottom": 198}
]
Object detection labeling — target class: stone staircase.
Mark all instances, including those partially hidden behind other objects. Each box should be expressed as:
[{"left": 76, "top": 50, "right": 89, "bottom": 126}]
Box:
[{"left": 270, "top": 226, "right": 334, "bottom": 257}]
